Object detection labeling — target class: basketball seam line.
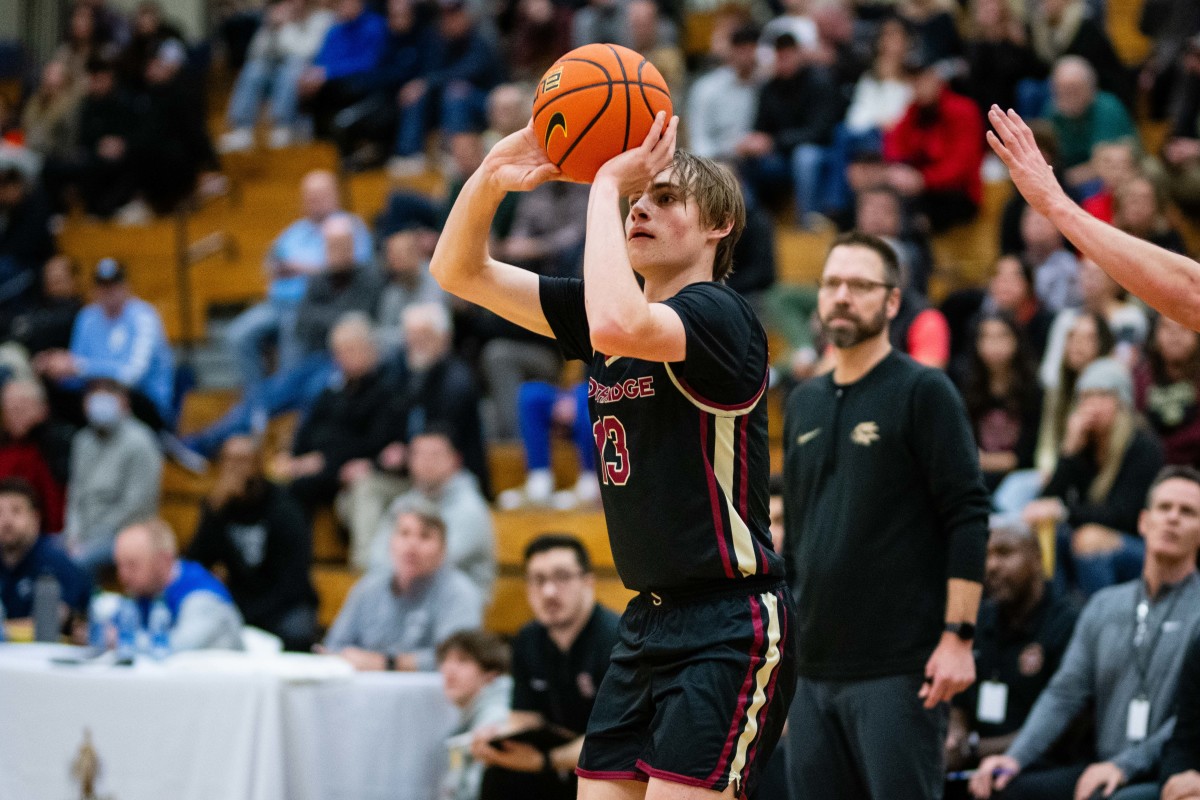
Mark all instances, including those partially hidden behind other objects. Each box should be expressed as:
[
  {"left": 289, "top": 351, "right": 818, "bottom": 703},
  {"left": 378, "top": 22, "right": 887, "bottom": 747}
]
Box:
[{"left": 533, "top": 81, "right": 669, "bottom": 119}]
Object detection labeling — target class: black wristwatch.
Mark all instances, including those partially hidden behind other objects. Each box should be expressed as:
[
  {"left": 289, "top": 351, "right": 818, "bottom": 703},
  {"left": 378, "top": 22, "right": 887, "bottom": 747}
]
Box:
[
  {"left": 384, "top": 653, "right": 397, "bottom": 671},
  {"left": 945, "top": 622, "right": 976, "bottom": 642}
]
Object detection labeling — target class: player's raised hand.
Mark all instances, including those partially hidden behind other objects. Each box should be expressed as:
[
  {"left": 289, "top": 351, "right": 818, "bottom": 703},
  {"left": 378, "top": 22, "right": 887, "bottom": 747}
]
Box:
[
  {"left": 594, "top": 110, "right": 679, "bottom": 197},
  {"left": 482, "top": 122, "right": 563, "bottom": 193},
  {"left": 986, "top": 106, "right": 1070, "bottom": 216}
]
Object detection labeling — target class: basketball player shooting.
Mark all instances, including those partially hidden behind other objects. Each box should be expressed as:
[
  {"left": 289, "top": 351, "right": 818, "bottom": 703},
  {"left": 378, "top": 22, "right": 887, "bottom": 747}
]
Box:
[
  {"left": 988, "top": 106, "right": 1200, "bottom": 331},
  {"left": 430, "top": 110, "right": 797, "bottom": 800}
]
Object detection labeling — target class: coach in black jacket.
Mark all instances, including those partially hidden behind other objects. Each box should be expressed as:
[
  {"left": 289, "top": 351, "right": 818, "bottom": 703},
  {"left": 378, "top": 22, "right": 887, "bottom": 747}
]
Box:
[{"left": 782, "top": 232, "right": 990, "bottom": 799}]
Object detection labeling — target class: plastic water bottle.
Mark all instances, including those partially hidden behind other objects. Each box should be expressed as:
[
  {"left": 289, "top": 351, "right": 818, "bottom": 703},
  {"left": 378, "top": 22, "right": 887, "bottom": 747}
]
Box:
[
  {"left": 88, "top": 593, "right": 116, "bottom": 651},
  {"left": 32, "top": 573, "right": 61, "bottom": 642},
  {"left": 147, "top": 600, "right": 172, "bottom": 661},
  {"left": 114, "top": 599, "right": 140, "bottom": 662}
]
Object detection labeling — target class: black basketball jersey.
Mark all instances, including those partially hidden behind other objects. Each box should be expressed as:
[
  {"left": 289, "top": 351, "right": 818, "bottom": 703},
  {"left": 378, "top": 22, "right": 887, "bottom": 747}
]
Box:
[{"left": 539, "top": 276, "right": 783, "bottom": 593}]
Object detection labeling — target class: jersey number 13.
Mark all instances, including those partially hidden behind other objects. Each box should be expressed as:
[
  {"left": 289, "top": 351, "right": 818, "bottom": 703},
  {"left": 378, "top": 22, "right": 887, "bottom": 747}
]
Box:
[{"left": 592, "top": 416, "right": 631, "bottom": 486}]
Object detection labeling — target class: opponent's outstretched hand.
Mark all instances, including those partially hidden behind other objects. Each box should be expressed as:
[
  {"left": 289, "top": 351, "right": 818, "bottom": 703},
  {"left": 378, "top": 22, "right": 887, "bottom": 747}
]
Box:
[
  {"left": 481, "top": 122, "right": 563, "bottom": 193},
  {"left": 594, "top": 110, "right": 679, "bottom": 197},
  {"left": 986, "top": 106, "right": 1070, "bottom": 215}
]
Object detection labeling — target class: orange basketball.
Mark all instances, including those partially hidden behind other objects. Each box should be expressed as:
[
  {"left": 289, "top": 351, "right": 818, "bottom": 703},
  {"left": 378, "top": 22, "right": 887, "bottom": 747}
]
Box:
[{"left": 532, "top": 43, "right": 673, "bottom": 183}]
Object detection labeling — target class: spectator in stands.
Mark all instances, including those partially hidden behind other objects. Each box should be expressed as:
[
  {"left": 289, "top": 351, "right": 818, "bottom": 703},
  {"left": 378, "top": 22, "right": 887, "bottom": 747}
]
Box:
[
  {"left": 187, "top": 435, "right": 318, "bottom": 651},
  {"left": 125, "top": 38, "right": 217, "bottom": 219},
  {"left": 1162, "top": 37, "right": 1200, "bottom": 219},
  {"left": 0, "top": 380, "right": 73, "bottom": 533},
  {"left": 389, "top": 0, "right": 505, "bottom": 177},
  {"left": 1045, "top": 57, "right": 1138, "bottom": 196},
  {"left": 374, "top": 229, "right": 446, "bottom": 358},
  {"left": 945, "top": 521, "right": 1078, "bottom": 775},
  {"left": 1078, "top": 139, "right": 1140, "bottom": 224},
  {"left": 497, "top": 380, "right": 598, "bottom": 511},
  {"left": 505, "top": 0, "right": 572, "bottom": 82},
  {"left": 0, "top": 152, "right": 55, "bottom": 325},
  {"left": 322, "top": 503, "right": 483, "bottom": 671},
  {"left": 379, "top": 304, "right": 487, "bottom": 484},
  {"left": 759, "top": 0, "right": 818, "bottom": 54},
  {"left": 330, "top": 0, "right": 435, "bottom": 171},
  {"left": 983, "top": 255, "right": 1055, "bottom": 364},
  {"left": 35, "top": 258, "right": 174, "bottom": 432},
  {"left": 961, "top": 312, "right": 1044, "bottom": 493},
  {"left": 439, "top": 630, "right": 513, "bottom": 800},
  {"left": 878, "top": 54, "right": 984, "bottom": 232},
  {"left": 7, "top": 255, "right": 84, "bottom": 359},
  {"left": 1033, "top": 311, "right": 1115, "bottom": 477},
  {"left": 1135, "top": 316, "right": 1200, "bottom": 468},
  {"left": 1158, "top": 631, "right": 1200, "bottom": 800},
  {"left": 64, "top": 379, "right": 162, "bottom": 575},
  {"left": 225, "top": 170, "right": 371, "bottom": 392},
  {"left": 53, "top": 3, "right": 112, "bottom": 88},
  {"left": 493, "top": 181, "right": 590, "bottom": 278},
  {"left": 21, "top": 60, "right": 82, "bottom": 166},
  {"left": 1020, "top": 205, "right": 1080, "bottom": 313},
  {"left": 625, "top": 0, "right": 685, "bottom": 100},
  {"left": 272, "top": 313, "right": 392, "bottom": 510},
  {"left": 1039, "top": 258, "right": 1149, "bottom": 391},
  {"left": 0, "top": 478, "right": 91, "bottom": 632},
  {"left": 854, "top": 182, "right": 934, "bottom": 295},
  {"left": 114, "top": 519, "right": 245, "bottom": 651},
  {"left": 962, "top": 0, "right": 1039, "bottom": 116},
  {"left": 686, "top": 23, "right": 762, "bottom": 164},
  {"left": 219, "top": 0, "right": 335, "bottom": 153},
  {"left": 972, "top": 467, "right": 1200, "bottom": 800},
  {"left": 366, "top": 427, "right": 494, "bottom": 597},
  {"left": 1029, "top": 0, "right": 1133, "bottom": 109},
  {"left": 897, "top": 0, "right": 962, "bottom": 65},
  {"left": 472, "top": 535, "right": 620, "bottom": 800},
  {"left": 118, "top": 1, "right": 186, "bottom": 90},
  {"left": 1024, "top": 358, "right": 1165, "bottom": 595},
  {"left": 737, "top": 32, "right": 840, "bottom": 230},
  {"left": 73, "top": 55, "right": 140, "bottom": 221},
  {"left": 808, "top": 0, "right": 871, "bottom": 99},
  {"left": 297, "top": 0, "right": 388, "bottom": 139},
  {"left": 1112, "top": 175, "right": 1189, "bottom": 255},
  {"left": 823, "top": 16, "right": 913, "bottom": 220}
]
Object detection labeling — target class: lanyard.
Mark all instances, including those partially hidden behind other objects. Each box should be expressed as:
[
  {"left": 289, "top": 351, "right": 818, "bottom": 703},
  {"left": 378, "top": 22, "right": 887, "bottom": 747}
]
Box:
[{"left": 1132, "top": 579, "right": 1188, "bottom": 696}]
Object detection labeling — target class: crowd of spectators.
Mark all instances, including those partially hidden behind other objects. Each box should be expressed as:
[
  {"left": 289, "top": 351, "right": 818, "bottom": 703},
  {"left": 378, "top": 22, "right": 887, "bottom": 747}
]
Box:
[{"left": 1, "top": 0, "right": 1200, "bottom": 796}]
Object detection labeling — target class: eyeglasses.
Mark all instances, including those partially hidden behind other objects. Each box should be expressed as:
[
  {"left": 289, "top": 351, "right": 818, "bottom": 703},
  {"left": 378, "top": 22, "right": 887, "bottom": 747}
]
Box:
[
  {"left": 526, "top": 570, "right": 584, "bottom": 589},
  {"left": 818, "top": 277, "right": 895, "bottom": 296}
]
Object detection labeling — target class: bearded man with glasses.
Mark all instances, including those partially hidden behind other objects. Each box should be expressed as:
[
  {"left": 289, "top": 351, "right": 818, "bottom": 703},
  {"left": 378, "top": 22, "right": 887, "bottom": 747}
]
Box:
[{"left": 781, "top": 231, "right": 992, "bottom": 799}]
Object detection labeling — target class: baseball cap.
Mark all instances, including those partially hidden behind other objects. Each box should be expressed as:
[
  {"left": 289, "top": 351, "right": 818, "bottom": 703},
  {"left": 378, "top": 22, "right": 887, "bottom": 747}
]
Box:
[{"left": 93, "top": 257, "right": 127, "bottom": 285}]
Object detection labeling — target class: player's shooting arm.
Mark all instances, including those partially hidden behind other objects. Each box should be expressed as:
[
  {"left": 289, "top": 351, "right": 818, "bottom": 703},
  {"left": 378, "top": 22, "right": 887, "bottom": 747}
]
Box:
[
  {"left": 583, "top": 175, "right": 687, "bottom": 362},
  {"left": 430, "top": 138, "right": 555, "bottom": 338}
]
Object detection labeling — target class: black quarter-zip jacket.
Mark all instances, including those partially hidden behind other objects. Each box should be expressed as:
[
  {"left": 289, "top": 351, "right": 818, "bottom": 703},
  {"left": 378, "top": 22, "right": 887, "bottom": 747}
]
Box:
[{"left": 782, "top": 350, "right": 990, "bottom": 679}]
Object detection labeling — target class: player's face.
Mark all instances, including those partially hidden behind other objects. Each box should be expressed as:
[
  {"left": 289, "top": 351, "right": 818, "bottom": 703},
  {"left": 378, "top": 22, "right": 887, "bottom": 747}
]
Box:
[
  {"left": 817, "top": 245, "right": 897, "bottom": 350},
  {"left": 624, "top": 168, "right": 710, "bottom": 277},
  {"left": 1139, "top": 478, "right": 1200, "bottom": 565},
  {"left": 525, "top": 548, "right": 593, "bottom": 630}
]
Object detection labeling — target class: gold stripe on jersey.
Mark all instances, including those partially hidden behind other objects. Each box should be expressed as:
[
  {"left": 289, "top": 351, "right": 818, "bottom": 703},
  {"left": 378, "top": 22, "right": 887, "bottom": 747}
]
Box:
[
  {"left": 729, "top": 592, "right": 782, "bottom": 788},
  {"left": 715, "top": 414, "right": 757, "bottom": 577}
]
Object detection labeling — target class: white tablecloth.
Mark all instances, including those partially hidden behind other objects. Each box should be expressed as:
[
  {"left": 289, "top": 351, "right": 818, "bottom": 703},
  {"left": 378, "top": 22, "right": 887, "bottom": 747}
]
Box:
[{"left": 0, "top": 644, "right": 459, "bottom": 800}]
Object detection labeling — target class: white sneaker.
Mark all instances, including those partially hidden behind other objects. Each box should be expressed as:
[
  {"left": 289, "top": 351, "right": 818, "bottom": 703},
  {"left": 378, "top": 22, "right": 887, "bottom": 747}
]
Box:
[
  {"left": 386, "top": 155, "right": 427, "bottom": 179},
  {"left": 114, "top": 198, "right": 152, "bottom": 226},
  {"left": 268, "top": 126, "right": 292, "bottom": 150},
  {"left": 217, "top": 128, "right": 254, "bottom": 154}
]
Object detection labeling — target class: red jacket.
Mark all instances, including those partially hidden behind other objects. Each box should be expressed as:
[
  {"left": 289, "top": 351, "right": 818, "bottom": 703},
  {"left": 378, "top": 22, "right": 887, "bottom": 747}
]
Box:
[{"left": 883, "top": 88, "right": 984, "bottom": 205}]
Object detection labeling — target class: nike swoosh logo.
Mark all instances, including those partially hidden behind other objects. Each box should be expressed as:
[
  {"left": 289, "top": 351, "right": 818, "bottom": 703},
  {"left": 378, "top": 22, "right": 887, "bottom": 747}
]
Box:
[
  {"left": 796, "top": 428, "right": 822, "bottom": 445},
  {"left": 544, "top": 111, "right": 568, "bottom": 149}
]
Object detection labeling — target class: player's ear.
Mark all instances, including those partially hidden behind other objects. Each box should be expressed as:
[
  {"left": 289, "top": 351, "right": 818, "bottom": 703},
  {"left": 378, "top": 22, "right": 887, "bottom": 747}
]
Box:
[{"left": 706, "top": 216, "right": 735, "bottom": 243}]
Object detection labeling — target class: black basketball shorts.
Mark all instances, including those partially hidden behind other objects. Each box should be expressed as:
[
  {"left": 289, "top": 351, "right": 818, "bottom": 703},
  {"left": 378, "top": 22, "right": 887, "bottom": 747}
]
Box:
[{"left": 576, "top": 580, "right": 797, "bottom": 798}]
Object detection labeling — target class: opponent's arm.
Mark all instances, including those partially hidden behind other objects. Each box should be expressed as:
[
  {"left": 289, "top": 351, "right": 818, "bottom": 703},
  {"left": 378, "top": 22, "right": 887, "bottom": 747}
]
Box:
[
  {"left": 429, "top": 124, "right": 561, "bottom": 337},
  {"left": 584, "top": 112, "right": 689, "bottom": 361},
  {"left": 988, "top": 106, "right": 1200, "bottom": 332}
]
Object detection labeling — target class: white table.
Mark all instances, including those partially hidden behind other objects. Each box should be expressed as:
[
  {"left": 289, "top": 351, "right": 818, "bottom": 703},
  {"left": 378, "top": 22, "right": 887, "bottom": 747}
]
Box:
[{"left": 0, "top": 644, "right": 459, "bottom": 800}]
